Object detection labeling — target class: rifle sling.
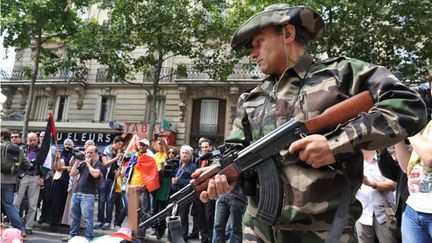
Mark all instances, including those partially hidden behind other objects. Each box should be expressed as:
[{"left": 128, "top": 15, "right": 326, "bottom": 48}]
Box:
[
  {"left": 325, "top": 170, "right": 351, "bottom": 243},
  {"left": 167, "top": 216, "right": 185, "bottom": 243}
]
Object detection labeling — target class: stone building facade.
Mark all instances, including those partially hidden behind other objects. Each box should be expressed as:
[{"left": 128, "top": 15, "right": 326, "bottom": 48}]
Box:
[
  {"left": 2, "top": 54, "right": 263, "bottom": 150},
  {"left": 0, "top": 5, "right": 263, "bottom": 149}
]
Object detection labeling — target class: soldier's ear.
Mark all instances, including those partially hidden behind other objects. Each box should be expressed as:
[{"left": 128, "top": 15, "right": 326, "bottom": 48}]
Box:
[{"left": 283, "top": 25, "right": 296, "bottom": 43}]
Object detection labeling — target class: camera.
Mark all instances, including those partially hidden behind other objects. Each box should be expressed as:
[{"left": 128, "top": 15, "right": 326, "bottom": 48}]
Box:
[
  {"left": 161, "top": 158, "right": 179, "bottom": 178},
  {"left": 73, "top": 151, "right": 86, "bottom": 161}
]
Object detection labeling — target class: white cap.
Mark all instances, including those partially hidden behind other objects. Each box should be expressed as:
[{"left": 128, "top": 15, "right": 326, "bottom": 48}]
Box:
[{"left": 139, "top": 139, "right": 150, "bottom": 146}]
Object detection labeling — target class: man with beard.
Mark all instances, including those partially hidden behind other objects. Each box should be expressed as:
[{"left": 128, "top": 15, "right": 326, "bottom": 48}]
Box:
[
  {"left": 13, "top": 132, "right": 43, "bottom": 235},
  {"left": 46, "top": 139, "right": 74, "bottom": 225}
]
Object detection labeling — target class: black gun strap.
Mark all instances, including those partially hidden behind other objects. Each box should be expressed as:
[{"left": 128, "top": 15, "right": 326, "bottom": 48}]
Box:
[
  {"left": 167, "top": 216, "right": 185, "bottom": 243},
  {"left": 325, "top": 171, "right": 351, "bottom": 243}
]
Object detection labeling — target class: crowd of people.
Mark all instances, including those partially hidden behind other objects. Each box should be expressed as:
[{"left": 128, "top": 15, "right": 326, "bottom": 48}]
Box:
[
  {"left": 1, "top": 3, "right": 432, "bottom": 243},
  {"left": 2, "top": 115, "right": 431, "bottom": 243},
  {"left": 0, "top": 130, "right": 249, "bottom": 243}
]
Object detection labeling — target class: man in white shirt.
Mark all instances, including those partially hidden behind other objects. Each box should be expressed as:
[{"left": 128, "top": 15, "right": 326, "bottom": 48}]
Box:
[{"left": 355, "top": 150, "right": 399, "bottom": 243}]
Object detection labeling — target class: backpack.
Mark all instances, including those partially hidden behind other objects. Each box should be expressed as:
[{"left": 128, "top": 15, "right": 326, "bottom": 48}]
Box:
[{"left": 1, "top": 142, "right": 22, "bottom": 175}]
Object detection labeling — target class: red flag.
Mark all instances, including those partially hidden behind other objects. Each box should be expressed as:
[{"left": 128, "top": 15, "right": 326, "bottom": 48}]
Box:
[
  {"left": 135, "top": 154, "right": 160, "bottom": 192},
  {"left": 49, "top": 112, "right": 57, "bottom": 144}
]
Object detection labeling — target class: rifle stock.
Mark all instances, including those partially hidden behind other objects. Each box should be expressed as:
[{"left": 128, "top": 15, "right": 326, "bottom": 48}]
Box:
[{"left": 140, "top": 90, "right": 374, "bottom": 228}]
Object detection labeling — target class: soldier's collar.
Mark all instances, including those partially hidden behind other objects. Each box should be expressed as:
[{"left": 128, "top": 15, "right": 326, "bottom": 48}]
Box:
[{"left": 283, "top": 53, "right": 314, "bottom": 80}]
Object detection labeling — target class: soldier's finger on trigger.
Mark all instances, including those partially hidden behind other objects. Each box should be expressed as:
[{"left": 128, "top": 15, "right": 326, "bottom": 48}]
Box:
[
  {"left": 299, "top": 149, "right": 308, "bottom": 162},
  {"left": 200, "top": 191, "right": 209, "bottom": 203}
]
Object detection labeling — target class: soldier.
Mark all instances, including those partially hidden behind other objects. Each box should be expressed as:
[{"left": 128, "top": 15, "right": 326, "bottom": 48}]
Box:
[{"left": 196, "top": 4, "right": 427, "bottom": 243}]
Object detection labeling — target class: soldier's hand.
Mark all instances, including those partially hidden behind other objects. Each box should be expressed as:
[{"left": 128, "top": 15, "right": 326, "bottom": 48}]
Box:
[
  {"left": 288, "top": 134, "right": 335, "bottom": 168},
  {"left": 193, "top": 166, "right": 235, "bottom": 203}
]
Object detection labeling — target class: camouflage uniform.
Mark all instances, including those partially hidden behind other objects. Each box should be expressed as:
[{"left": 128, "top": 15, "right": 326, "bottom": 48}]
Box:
[{"left": 227, "top": 4, "right": 428, "bottom": 243}]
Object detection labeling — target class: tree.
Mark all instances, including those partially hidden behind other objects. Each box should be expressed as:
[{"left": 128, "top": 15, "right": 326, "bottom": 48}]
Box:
[
  {"left": 1, "top": 0, "right": 92, "bottom": 142},
  {"left": 67, "top": 0, "right": 238, "bottom": 143},
  {"left": 222, "top": 0, "right": 432, "bottom": 84}
]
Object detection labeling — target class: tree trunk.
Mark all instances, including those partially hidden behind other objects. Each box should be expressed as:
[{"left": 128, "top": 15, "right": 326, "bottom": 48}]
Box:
[
  {"left": 22, "top": 33, "right": 42, "bottom": 144},
  {"left": 147, "top": 52, "right": 164, "bottom": 145}
]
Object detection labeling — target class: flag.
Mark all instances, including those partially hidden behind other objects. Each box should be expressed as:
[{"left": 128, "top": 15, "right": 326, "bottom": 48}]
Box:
[
  {"left": 125, "top": 134, "right": 140, "bottom": 153},
  {"left": 161, "top": 119, "right": 171, "bottom": 131},
  {"left": 36, "top": 112, "right": 57, "bottom": 174}
]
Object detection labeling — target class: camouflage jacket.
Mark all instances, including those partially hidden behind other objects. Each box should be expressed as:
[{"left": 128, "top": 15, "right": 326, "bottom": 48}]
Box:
[{"left": 226, "top": 53, "right": 427, "bottom": 231}]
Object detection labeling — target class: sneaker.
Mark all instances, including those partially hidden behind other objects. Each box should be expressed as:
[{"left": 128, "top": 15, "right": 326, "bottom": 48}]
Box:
[
  {"left": 93, "top": 222, "right": 103, "bottom": 229},
  {"left": 62, "top": 235, "right": 73, "bottom": 242},
  {"left": 101, "top": 222, "right": 110, "bottom": 230},
  {"left": 25, "top": 229, "right": 33, "bottom": 235}
]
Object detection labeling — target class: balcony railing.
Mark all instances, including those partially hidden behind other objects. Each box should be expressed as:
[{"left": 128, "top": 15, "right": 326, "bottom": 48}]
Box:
[
  {"left": 179, "top": 64, "right": 264, "bottom": 80},
  {"left": 95, "top": 64, "right": 264, "bottom": 83},
  {"left": 0, "top": 68, "right": 87, "bottom": 82},
  {"left": 95, "top": 67, "right": 174, "bottom": 83},
  {"left": 1, "top": 65, "right": 264, "bottom": 83}
]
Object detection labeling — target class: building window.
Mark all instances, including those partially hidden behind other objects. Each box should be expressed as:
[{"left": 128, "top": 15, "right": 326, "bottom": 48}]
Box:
[
  {"left": 95, "top": 96, "right": 115, "bottom": 122},
  {"left": 145, "top": 96, "right": 165, "bottom": 122},
  {"left": 54, "top": 96, "right": 69, "bottom": 121},
  {"left": 190, "top": 98, "right": 226, "bottom": 147},
  {"left": 31, "top": 96, "right": 49, "bottom": 121},
  {"left": 199, "top": 99, "right": 219, "bottom": 134},
  {"left": 100, "top": 96, "right": 109, "bottom": 121}
]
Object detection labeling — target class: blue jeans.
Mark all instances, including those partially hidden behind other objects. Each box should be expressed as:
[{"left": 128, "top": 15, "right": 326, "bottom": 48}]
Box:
[
  {"left": 70, "top": 193, "right": 95, "bottom": 240},
  {"left": 1, "top": 184, "right": 26, "bottom": 232},
  {"left": 213, "top": 196, "right": 246, "bottom": 243},
  {"left": 402, "top": 204, "right": 432, "bottom": 242},
  {"left": 97, "top": 179, "right": 114, "bottom": 224}
]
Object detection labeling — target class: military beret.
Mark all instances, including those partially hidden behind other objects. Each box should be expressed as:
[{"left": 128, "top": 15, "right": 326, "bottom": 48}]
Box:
[{"left": 231, "top": 4, "right": 325, "bottom": 51}]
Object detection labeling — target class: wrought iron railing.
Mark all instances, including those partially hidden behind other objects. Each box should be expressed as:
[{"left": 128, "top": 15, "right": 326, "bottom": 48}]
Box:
[
  {"left": 95, "top": 67, "right": 174, "bottom": 83},
  {"left": 0, "top": 68, "right": 87, "bottom": 82},
  {"left": 1, "top": 64, "right": 263, "bottom": 83},
  {"left": 198, "top": 123, "right": 218, "bottom": 135},
  {"left": 179, "top": 64, "right": 264, "bottom": 80}
]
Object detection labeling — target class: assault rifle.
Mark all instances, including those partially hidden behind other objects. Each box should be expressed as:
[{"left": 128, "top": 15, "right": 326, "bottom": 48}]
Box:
[{"left": 140, "top": 91, "right": 374, "bottom": 229}]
